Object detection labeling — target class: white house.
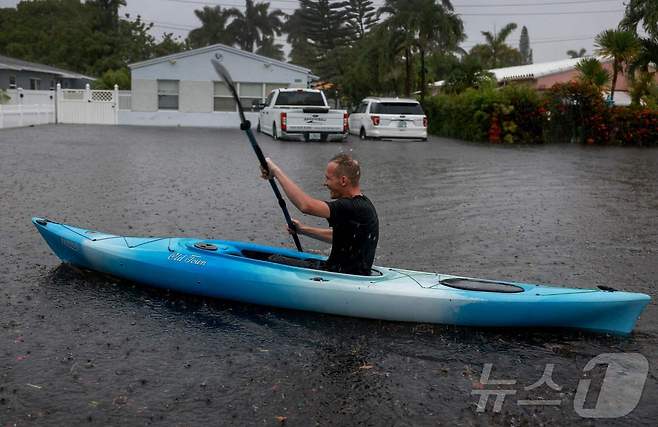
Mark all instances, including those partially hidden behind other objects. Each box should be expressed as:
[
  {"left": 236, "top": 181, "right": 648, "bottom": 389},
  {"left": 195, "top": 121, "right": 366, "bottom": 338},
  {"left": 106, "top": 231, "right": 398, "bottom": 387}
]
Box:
[{"left": 121, "top": 44, "right": 318, "bottom": 128}]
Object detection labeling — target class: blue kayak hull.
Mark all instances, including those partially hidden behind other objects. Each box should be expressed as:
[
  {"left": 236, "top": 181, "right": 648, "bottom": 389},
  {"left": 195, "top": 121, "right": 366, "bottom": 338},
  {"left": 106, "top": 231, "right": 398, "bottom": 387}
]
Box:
[{"left": 32, "top": 217, "right": 651, "bottom": 335}]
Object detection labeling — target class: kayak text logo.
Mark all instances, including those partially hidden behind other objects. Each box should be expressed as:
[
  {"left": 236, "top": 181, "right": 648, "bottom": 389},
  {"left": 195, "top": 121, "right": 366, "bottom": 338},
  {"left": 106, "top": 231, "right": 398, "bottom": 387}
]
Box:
[
  {"left": 471, "top": 353, "right": 648, "bottom": 418},
  {"left": 167, "top": 252, "right": 207, "bottom": 266}
]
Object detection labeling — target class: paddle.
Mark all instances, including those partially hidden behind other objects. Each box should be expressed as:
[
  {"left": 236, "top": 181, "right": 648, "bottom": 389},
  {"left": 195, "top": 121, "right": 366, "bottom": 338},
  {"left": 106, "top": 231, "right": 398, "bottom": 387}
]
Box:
[{"left": 211, "top": 58, "right": 303, "bottom": 252}]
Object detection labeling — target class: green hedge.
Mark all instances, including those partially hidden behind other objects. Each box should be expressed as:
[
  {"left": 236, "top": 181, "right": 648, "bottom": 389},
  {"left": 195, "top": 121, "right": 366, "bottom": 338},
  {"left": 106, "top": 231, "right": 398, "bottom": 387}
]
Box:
[{"left": 423, "top": 81, "right": 658, "bottom": 146}]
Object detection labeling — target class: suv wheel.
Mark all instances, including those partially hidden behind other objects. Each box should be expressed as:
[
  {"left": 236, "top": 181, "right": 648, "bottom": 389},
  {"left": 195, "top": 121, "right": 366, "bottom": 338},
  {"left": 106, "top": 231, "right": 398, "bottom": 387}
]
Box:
[{"left": 359, "top": 127, "right": 367, "bottom": 140}]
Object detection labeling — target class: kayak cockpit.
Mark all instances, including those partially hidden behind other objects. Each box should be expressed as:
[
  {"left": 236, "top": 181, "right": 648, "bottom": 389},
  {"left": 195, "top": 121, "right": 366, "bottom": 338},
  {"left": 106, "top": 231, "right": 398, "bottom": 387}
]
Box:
[{"left": 184, "top": 239, "right": 384, "bottom": 277}]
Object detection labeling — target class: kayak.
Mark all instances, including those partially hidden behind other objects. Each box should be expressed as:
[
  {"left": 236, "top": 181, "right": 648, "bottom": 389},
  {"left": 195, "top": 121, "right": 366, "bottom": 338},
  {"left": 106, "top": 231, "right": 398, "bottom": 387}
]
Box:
[{"left": 32, "top": 217, "right": 650, "bottom": 335}]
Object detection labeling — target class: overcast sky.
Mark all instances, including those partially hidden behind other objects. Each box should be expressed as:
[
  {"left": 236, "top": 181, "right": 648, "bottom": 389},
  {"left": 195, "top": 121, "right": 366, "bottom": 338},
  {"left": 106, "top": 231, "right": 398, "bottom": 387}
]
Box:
[{"left": 0, "top": 0, "right": 628, "bottom": 63}]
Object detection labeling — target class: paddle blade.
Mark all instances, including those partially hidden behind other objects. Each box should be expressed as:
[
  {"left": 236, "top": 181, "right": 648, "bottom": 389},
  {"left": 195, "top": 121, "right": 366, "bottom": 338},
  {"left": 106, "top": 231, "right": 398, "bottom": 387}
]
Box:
[
  {"left": 211, "top": 58, "right": 246, "bottom": 123},
  {"left": 211, "top": 59, "right": 236, "bottom": 94}
]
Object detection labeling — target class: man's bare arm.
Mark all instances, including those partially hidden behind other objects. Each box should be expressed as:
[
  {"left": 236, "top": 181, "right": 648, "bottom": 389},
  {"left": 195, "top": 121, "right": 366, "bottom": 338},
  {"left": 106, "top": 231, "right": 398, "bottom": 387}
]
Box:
[
  {"left": 264, "top": 159, "right": 330, "bottom": 219},
  {"left": 296, "top": 224, "right": 332, "bottom": 243}
]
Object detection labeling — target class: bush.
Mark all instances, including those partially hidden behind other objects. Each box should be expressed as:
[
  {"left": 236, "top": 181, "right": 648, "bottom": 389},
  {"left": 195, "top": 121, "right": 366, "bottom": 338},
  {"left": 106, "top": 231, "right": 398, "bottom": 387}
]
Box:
[
  {"left": 544, "top": 81, "right": 609, "bottom": 144},
  {"left": 609, "top": 107, "right": 658, "bottom": 146},
  {"left": 425, "top": 80, "right": 657, "bottom": 146},
  {"left": 0, "top": 89, "right": 10, "bottom": 104},
  {"left": 423, "top": 83, "right": 545, "bottom": 143},
  {"left": 92, "top": 68, "right": 131, "bottom": 90}
]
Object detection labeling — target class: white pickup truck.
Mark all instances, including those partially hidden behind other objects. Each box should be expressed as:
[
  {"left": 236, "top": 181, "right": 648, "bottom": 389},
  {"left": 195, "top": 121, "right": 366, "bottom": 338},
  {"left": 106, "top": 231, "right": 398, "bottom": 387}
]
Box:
[{"left": 257, "top": 88, "right": 348, "bottom": 142}]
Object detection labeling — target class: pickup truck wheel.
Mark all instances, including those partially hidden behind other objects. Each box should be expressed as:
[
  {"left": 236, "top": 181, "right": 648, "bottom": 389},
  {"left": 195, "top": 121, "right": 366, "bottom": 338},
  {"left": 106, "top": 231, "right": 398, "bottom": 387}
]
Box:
[
  {"left": 359, "top": 128, "right": 367, "bottom": 140},
  {"left": 272, "top": 123, "right": 278, "bottom": 140},
  {"left": 256, "top": 121, "right": 261, "bottom": 133}
]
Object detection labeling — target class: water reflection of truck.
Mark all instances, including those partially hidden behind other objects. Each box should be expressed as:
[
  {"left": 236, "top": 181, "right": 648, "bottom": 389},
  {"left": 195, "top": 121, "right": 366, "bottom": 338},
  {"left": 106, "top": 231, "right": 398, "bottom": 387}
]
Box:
[{"left": 258, "top": 88, "right": 348, "bottom": 142}]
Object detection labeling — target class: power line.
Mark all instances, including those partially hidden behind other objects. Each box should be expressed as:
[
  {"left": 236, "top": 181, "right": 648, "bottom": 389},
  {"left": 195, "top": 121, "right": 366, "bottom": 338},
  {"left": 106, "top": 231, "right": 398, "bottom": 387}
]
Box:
[
  {"left": 150, "top": 21, "right": 288, "bottom": 40},
  {"left": 460, "top": 9, "right": 623, "bottom": 16},
  {"left": 460, "top": 35, "right": 595, "bottom": 48},
  {"left": 158, "top": 0, "right": 622, "bottom": 5},
  {"left": 156, "top": 0, "right": 625, "bottom": 16},
  {"left": 454, "top": 0, "right": 623, "bottom": 7}
]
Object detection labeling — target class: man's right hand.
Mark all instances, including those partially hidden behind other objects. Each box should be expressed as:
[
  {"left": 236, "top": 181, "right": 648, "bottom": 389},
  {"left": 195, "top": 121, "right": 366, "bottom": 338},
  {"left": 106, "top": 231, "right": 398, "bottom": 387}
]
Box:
[
  {"left": 260, "top": 157, "right": 278, "bottom": 180},
  {"left": 288, "top": 219, "right": 303, "bottom": 235}
]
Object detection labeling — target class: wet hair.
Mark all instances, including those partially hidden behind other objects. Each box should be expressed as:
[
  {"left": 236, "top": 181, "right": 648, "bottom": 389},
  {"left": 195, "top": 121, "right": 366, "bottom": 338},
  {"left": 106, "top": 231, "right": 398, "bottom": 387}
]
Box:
[{"left": 330, "top": 153, "right": 360, "bottom": 185}]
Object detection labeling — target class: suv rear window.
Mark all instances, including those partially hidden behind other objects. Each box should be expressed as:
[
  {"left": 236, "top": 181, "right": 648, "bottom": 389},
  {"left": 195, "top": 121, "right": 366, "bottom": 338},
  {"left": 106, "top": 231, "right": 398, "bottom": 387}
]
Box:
[
  {"left": 370, "top": 102, "right": 424, "bottom": 115},
  {"left": 275, "top": 91, "right": 325, "bottom": 106}
]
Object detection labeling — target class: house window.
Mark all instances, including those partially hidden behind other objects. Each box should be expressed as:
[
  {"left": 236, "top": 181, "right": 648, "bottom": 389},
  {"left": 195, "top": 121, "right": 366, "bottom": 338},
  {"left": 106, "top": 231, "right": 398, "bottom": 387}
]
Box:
[
  {"left": 9, "top": 75, "right": 16, "bottom": 89},
  {"left": 157, "top": 80, "right": 179, "bottom": 110},
  {"left": 239, "top": 82, "right": 263, "bottom": 111},
  {"left": 213, "top": 81, "right": 237, "bottom": 112},
  {"left": 30, "top": 78, "right": 41, "bottom": 90}
]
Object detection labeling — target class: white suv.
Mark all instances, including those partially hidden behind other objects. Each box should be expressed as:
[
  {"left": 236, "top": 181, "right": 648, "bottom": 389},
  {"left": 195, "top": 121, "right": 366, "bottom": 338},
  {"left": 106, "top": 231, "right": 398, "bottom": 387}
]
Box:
[{"left": 348, "top": 97, "right": 428, "bottom": 141}]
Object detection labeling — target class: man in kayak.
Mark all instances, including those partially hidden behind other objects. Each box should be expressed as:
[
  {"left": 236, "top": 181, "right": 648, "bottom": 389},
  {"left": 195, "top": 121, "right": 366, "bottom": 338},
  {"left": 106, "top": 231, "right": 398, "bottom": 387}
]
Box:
[{"left": 261, "top": 153, "right": 378, "bottom": 275}]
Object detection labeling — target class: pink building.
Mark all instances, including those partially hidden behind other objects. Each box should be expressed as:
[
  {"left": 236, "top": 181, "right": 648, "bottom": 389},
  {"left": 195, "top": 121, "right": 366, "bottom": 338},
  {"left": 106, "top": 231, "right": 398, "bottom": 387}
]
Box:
[{"left": 433, "top": 57, "right": 654, "bottom": 105}]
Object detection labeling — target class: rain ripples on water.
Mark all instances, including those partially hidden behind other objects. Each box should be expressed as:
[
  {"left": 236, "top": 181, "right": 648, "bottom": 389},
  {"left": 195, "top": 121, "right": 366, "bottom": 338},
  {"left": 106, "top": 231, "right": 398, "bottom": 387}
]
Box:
[{"left": 0, "top": 125, "right": 656, "bottom": 425}]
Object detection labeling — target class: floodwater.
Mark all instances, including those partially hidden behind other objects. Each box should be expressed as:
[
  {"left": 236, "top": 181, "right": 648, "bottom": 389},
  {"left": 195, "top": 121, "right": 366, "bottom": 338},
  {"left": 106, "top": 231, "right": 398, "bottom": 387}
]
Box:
[{"left": 1, "top": 124, "right": 656, "bottom": 426}]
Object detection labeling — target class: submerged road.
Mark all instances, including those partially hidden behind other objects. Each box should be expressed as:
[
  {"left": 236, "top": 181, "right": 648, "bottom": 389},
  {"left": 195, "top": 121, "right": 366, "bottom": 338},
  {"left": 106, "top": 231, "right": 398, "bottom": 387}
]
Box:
[{"left": 1, "top": 124, "right": 656, "bottom": 425}]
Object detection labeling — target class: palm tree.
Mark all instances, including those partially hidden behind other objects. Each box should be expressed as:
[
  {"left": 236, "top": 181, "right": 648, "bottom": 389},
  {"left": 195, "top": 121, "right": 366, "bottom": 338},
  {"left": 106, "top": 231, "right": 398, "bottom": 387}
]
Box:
[
  {"left": 567, "top": 48, "right": 587, "bottom": 58},
  {"left": 187, "top": 6, "right": 235, "bottom": 48},
  {"left": 575, "top": 58, "right": 610, "bottom": 89},
  {"left": 378, "top": 0, "right": 418, "bottom": 96},
  {"left": 255, "top": 36, "right": 285, "bottom": 61},
  {"left": 378, "top": 0, "right": 464, "bottom": 98},
  {"left": 621, "top": 0, "right": 658, "bottom": 39},
  {"left": 480, "top": 23, "right": 518, "bottom": 68},
  {"left": 595, "top": 29, "right": 640, "bottom": 101},
  {"left": 627, "top": 37, "right": 658, "bottom": 105},
  {"left": 628, "top": 37, "right": 658, "bottom": 76},
  {"left": 227, "top": 0, "right": 285, "bottom": 53},
  {"left": 415, "top": 0, "right": 464, "bottom": 100}
]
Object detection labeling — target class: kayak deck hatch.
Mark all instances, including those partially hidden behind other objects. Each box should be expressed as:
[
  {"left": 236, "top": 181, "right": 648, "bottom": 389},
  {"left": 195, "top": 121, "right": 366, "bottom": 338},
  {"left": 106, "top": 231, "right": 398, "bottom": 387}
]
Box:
[{"left": 439, "top": 278, "right": 525, "bottom": 293}]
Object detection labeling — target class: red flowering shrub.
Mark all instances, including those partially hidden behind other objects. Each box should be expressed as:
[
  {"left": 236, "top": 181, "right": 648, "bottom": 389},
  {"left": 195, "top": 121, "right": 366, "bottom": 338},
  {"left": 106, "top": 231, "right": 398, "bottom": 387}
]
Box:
[
  {"left": 424, "top": 80, "right": 656, "bottom": 145},
  {"left": 609, "top": 107, "right": 658, "bottom": 146},
  {"left": 544, "top": 81, "right": 610, "bottom": 144}
]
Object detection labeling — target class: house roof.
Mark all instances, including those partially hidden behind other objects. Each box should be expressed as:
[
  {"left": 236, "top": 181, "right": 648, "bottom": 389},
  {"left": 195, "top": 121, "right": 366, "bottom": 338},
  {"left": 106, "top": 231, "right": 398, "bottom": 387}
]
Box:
[
  {"left": 129, "top": 43, "right": 317, "bottom": 78},
  {"left": 0, "top": 54, "right": 95, "bottom": 80},
  {"left": 433, "top": 56, "right": 611, "bottom": 87},
  {"left": 489, "top": 56, "right": 610, "bottom": 82}
]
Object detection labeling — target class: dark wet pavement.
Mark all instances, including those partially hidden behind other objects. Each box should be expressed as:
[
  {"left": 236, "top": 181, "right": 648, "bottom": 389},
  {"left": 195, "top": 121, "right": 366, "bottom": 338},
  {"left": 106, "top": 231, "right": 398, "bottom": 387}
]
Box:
[{"left": 1, "top": 124, "right": 656, "bottom": 425}]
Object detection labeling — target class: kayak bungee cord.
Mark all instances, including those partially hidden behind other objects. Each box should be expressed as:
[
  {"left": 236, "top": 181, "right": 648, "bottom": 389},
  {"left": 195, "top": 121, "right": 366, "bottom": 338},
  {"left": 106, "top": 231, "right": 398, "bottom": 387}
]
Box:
[{"left": 211, "top": 58, "right": 303, "bottom": 252}]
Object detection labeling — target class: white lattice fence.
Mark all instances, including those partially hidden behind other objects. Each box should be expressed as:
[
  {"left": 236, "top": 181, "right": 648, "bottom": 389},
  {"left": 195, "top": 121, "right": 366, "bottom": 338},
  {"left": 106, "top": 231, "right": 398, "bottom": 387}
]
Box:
[{"left": 57, "top": 84, "right": 118, "bottom": 125}]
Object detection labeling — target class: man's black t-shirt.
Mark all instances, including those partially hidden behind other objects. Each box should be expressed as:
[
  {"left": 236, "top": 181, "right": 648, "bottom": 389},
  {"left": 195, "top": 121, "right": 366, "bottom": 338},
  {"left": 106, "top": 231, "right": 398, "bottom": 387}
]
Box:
[{"left": 325, "top": 195, "right": 378, "bottom": 275}]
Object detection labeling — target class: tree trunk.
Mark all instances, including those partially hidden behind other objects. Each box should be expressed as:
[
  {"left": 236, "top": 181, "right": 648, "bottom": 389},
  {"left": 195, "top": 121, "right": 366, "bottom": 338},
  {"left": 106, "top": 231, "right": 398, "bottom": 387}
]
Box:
[
  {"left": 419, "top": 47, "right": 426, "bottom": 101},
  {"left": 610, "top": 60, "right": 619, "bottom": 101},
  {"left": 404, "top": 47, "right": 411, "bottom": 97}
]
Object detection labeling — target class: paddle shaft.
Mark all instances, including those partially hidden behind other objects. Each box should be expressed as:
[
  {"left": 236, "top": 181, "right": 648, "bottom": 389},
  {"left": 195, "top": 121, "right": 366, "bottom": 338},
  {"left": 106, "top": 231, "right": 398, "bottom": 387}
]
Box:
[
  {"left": 211, "top": 59, "right": 303, "bottom": 252},
  {"left": 244, "top": 125, "right": 303, "bottom": 251}
]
